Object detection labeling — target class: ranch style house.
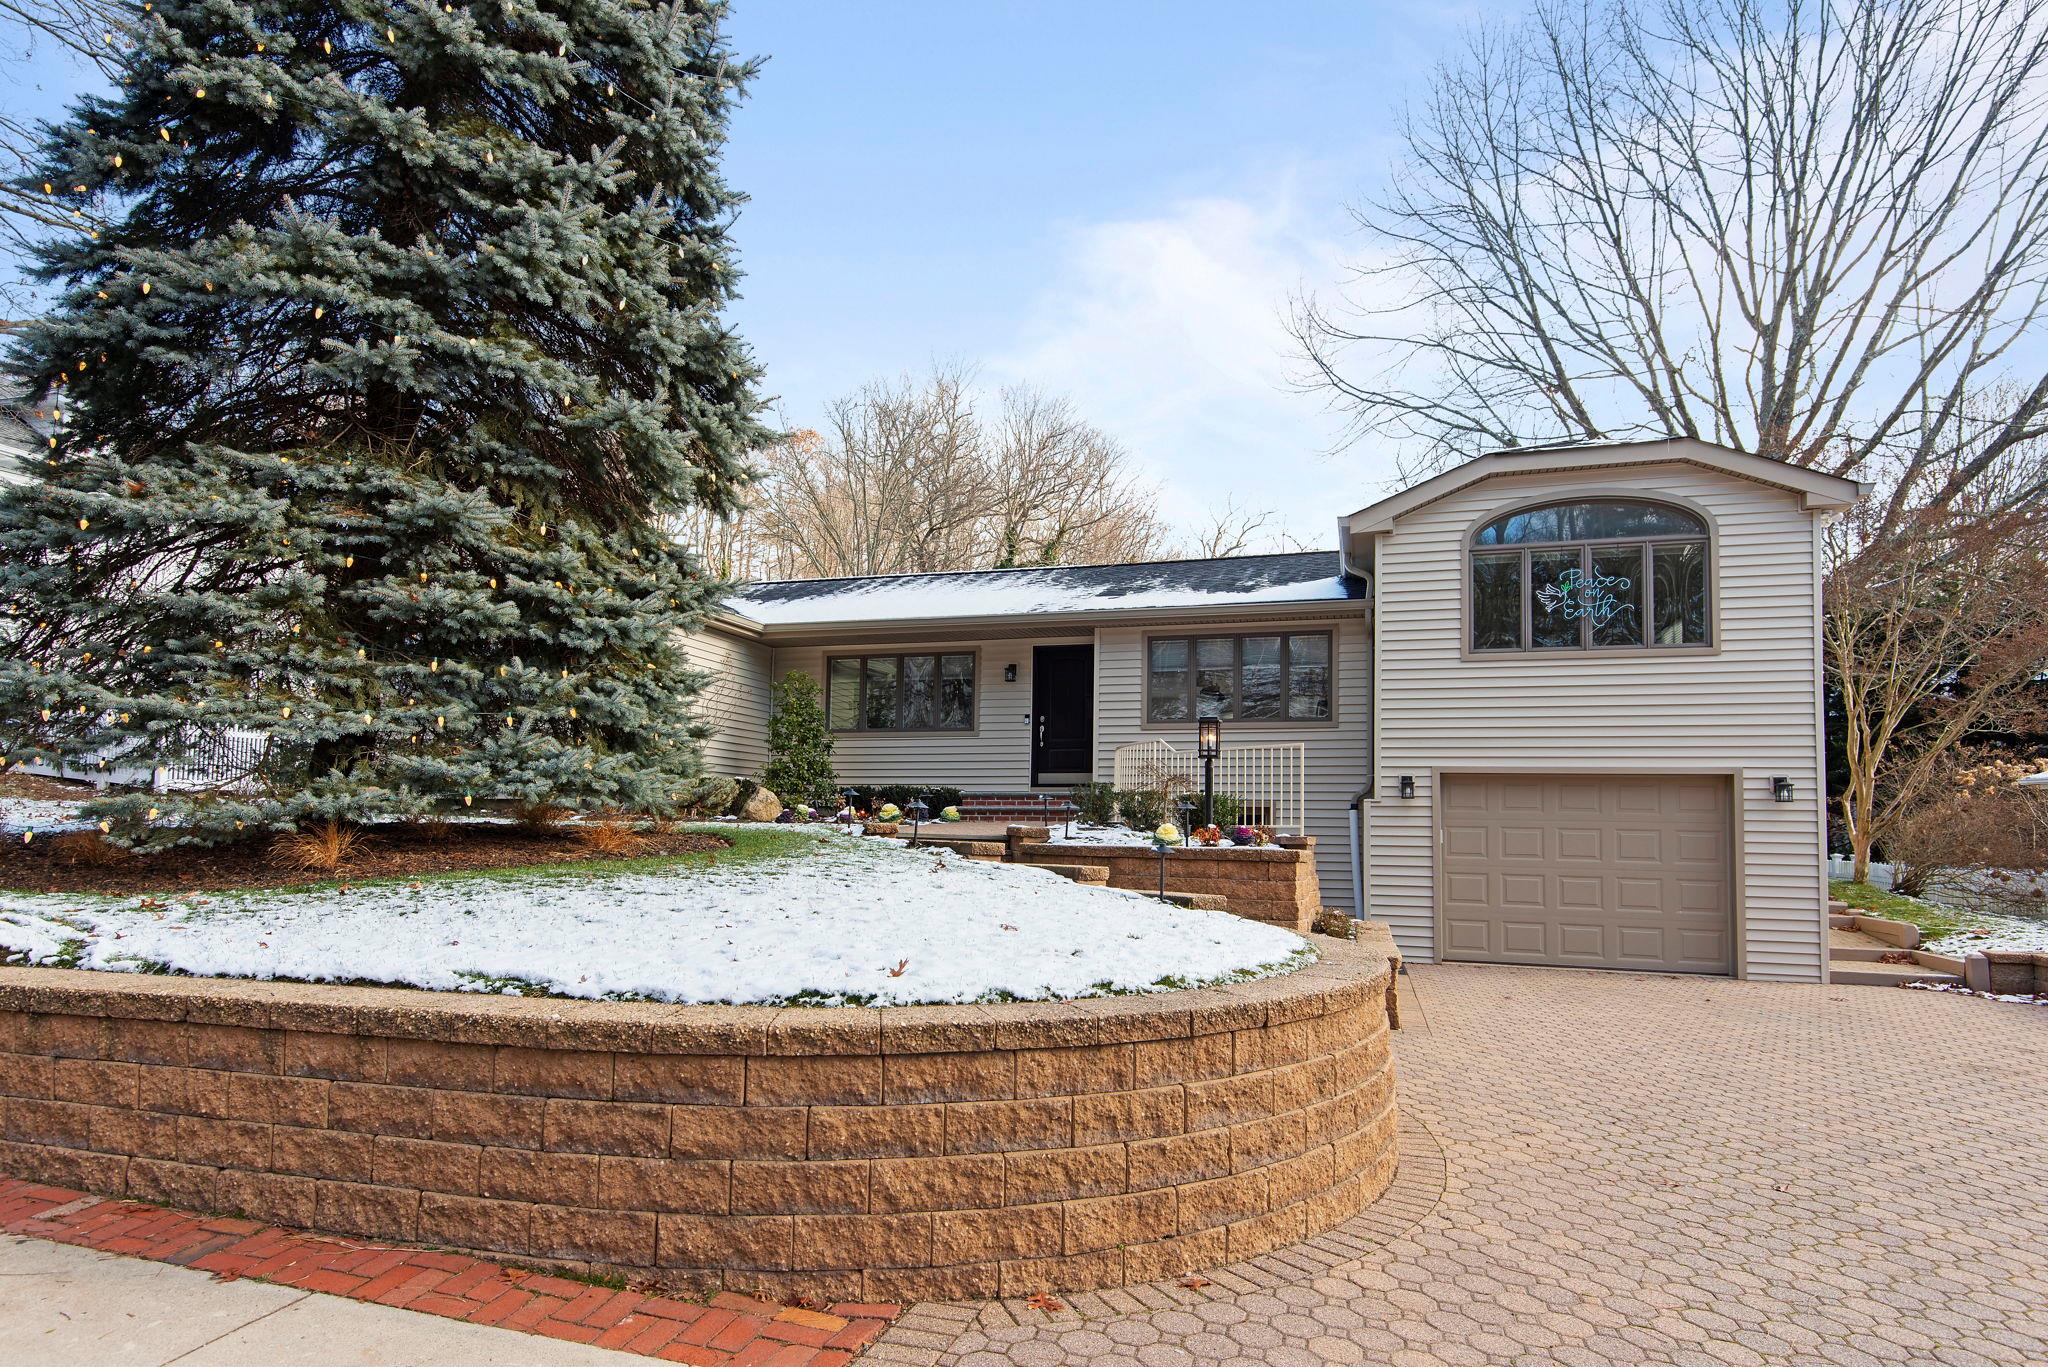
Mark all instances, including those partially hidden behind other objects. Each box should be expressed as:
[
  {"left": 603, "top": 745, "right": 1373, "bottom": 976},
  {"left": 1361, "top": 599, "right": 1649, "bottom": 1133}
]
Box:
[{"left": 692, "top": 438, "right": 1863, "bottom": 983}]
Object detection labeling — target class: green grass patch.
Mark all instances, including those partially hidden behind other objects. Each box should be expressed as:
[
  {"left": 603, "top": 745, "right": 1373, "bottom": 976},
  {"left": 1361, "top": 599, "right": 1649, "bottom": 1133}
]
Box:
[{"left": 1830, "top": 879, "right": 1975, "bottom": 941}]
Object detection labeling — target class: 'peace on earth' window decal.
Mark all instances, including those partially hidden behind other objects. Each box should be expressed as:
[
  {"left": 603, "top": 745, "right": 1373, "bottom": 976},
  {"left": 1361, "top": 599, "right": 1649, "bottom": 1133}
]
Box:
[{"left": 1471, "top": 501, "right": 1708, "bottom": 652}]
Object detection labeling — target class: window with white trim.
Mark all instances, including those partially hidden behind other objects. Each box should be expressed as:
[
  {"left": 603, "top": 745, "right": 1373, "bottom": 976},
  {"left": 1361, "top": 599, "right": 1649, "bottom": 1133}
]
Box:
[
  {"left": 826, "top": 653, "right": 975, "bottom": 731},
  {"left": 1146, "top": 633, "right": 1331, "bottom": 722}
]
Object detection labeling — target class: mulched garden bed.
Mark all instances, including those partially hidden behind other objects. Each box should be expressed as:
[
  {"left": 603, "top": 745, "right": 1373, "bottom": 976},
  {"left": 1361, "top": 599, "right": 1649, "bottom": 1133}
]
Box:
[{"left": 0, "top": 819, "right": 729, "bottom": 897}]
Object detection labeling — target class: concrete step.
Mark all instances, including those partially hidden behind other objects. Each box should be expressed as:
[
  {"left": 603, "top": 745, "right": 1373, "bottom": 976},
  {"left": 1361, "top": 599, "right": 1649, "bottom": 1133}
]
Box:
[
  {"left": 1829, "top": 914, "right": 1859, "bottom": 929},
  {"left": 1828, "top": 958, "right": 1962, "bottom": 988},
  {"left": 1828, "top": 899, "right": 1850, "bottom": 914}
]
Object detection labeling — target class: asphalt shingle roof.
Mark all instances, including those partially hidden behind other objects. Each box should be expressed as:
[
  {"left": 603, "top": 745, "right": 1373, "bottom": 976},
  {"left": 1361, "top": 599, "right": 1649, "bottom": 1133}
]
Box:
[{"left": 726, "top": 550, "right": 1365, "bottom": 627}]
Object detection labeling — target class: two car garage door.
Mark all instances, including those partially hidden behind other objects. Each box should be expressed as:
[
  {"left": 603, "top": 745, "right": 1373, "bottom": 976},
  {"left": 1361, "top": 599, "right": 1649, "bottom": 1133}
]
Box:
[{"left": 1440, "top": 774, "right": 1733, "bottom": 975}]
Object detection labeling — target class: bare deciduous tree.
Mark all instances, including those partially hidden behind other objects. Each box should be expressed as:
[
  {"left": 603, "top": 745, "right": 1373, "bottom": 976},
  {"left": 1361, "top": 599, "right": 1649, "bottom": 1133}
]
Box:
[
  {"left": 1825, "top": 431, "right": 2048, "bottom": 881},
  {"left": 1292, "top": 0, "right": 2048, "bottom": 535},
  {"left": 986, "top": 385, "right": 1164, "bottom": 568},
  {"left": 1178, "top": 497, "right": 1313, "bottom": 558},
  {"left": 684, "top": 366, "right": 1170, "bottom": 580}
]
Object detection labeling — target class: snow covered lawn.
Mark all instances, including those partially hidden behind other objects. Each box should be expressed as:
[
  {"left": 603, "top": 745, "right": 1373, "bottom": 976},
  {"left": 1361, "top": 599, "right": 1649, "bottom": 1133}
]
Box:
[
  {"left": 1924, "top": 913, "right": 2048, "bottom": 959},
  {"left": 0, "top": 826, "right": 1312, "bottom": 1006},
  {"left": 0, "top": 797, "right": 94, "bottom": 836}
]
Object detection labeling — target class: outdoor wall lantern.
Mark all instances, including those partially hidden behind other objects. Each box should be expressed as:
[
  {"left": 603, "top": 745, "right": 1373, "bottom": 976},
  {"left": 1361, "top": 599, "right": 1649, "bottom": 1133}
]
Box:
[
  {"left": 1771, "top": 775, "right": 1795, "bottom": 803},
  {"left": 1398, "top": 775, "right": 1416, "bottom": 800},
  {"left": 906, "top": 796, "right": 929, "bottom": 842},
  {"left": 1003, "top": 663, "right": 1017, "bottom": 682}
]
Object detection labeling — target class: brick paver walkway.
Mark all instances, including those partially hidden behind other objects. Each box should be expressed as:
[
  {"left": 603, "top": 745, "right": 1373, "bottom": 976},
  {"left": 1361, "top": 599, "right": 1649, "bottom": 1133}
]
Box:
[
  {"left": 872, "top": 964, "right": 2048, "bottom": 1365},
  {"left": 0, "top": 1177, "right": 897, "bottom": 1363}
]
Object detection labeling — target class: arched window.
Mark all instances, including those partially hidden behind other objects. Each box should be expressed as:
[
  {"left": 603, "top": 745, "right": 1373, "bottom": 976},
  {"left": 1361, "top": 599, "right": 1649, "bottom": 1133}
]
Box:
[{"left": 1469, "top": 499, "right": 1710, "bottom": 652}]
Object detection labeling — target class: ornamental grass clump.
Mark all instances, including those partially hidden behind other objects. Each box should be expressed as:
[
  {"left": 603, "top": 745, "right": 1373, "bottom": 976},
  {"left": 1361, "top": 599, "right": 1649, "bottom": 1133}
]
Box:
[
  {"left": 273, "top": 819, "right": 358, "bottom": 874},
  {"left": 49, "top": 830, "right": 127, "bottom": 866},
  {"left": 575, "top": 817, "right": 645, "bottom": 857}
]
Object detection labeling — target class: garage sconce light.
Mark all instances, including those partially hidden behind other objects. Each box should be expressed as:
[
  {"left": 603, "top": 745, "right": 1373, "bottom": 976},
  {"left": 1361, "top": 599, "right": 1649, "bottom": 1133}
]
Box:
[
  {"left": 1397, "top": 774, "right": 1415, "bottom": 800},
  {"left": 1771, "top": 775, "right": 1794, "bottom": 803},
  {"left": 1003, "top": 663, "right": 1017, "bottom": 682}
]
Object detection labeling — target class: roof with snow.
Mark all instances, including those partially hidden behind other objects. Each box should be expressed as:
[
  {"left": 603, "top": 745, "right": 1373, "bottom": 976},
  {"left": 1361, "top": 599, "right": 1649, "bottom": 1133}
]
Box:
[{"left": 724, "top": 550, "right": 1367, "bottom": 629}]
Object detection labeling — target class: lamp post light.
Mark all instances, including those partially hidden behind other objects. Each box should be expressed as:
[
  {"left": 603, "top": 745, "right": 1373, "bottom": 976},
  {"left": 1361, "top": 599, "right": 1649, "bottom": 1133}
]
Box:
[
  {"left": 906, "top": 796, "right": 929, "bottom": 843},
  {"left": 1197, "top": 717, "right": 1221, "bottom": 828}
]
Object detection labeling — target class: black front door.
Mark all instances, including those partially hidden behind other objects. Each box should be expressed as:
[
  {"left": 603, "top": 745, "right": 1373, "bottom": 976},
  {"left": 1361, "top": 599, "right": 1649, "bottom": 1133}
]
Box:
[{"left": 1031, "top": 645, "right": 1093, "bottom": 785}]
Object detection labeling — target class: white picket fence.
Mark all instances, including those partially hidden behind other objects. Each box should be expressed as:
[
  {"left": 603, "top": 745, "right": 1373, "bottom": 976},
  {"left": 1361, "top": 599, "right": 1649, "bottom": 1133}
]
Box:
[
  {"left": 1110, "top": 737, "right": 1307, "bottom": 835},
  {"left": 22, "top": 725, "right": 270, "bottom": 792},
  {"left": 1826, "top": 855, "right": 1895, "bottom": 890}
]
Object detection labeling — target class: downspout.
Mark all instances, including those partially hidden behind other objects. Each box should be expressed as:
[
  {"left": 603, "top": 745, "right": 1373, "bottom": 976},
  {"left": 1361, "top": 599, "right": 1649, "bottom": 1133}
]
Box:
[{"left": 1347, "top": 783, "right": 1372, "bottom": 924}]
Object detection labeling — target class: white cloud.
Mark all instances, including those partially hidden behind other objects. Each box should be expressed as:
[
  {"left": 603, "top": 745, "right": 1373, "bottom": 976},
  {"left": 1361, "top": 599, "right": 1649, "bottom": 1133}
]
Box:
[{"left": 990, "top": 181, "right": 1406, "bottom": 548}]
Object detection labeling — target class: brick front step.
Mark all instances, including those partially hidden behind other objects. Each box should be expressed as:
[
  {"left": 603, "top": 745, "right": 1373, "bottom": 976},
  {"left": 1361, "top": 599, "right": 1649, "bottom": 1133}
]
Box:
[
  {"left": 0, "top": 1175, "right": 899, "bottom": 1365},
  {"left": 957, "top": 793, "right": 1078, "bottom": 822}
]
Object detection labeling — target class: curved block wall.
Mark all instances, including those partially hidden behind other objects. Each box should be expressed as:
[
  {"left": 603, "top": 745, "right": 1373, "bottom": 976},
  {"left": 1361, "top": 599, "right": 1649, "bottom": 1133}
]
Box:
[{"left": 0, "top": 941, "right": 1397, "bottom": 1302}]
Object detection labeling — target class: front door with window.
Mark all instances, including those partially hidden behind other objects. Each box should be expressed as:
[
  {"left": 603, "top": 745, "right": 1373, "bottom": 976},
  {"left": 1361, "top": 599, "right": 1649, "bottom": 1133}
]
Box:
[{"left": 1031, "top": 645, "right": 1093, "bottom": 785}]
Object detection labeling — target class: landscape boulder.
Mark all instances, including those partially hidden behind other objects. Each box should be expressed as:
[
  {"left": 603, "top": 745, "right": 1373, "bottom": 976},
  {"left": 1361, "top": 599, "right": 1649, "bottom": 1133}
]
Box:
[{"left": 738, "top": 784, "right": 783, "bottom": 823}]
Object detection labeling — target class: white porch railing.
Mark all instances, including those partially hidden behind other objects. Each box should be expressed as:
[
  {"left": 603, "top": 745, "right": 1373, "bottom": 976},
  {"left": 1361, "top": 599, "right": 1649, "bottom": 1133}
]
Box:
[{"left": 1110, "top": 737, "right": 1307, "bottom": 835}]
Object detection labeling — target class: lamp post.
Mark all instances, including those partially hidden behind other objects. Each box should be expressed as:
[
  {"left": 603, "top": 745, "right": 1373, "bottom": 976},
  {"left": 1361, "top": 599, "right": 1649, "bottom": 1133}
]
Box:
[
  {"left": 1197, "top": 717, "right": 1221, "bottom": 828},
  {"left": 907, "top": 796, "right": 929, "bottom": 843}
]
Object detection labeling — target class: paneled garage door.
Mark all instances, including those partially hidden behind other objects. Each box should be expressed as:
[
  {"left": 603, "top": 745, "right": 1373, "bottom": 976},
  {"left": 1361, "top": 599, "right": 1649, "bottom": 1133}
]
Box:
[{"left": 1440, "top": 774, "right": 1733, "bottom": 974}]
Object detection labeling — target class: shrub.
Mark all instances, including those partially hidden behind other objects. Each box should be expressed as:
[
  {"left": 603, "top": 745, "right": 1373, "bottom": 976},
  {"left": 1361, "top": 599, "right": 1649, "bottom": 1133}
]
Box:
[
  {"left": 762, "top": 671, "right": 837, "bottom": 803},
  {"left": 1887, "top": 754, "right": 2048, "bottom": 906},
  {"left": 1116, "top": 786, "right": 1166, "bottom": 830},
  {"left": 674, "top": 774, "right": 739, "bottom": 817},
  {"left": 848, "top": 785, "right": 964, "bottom": 814},
  {"left": 1070, "top": 781, "right": 1118, "bottom": 825}
]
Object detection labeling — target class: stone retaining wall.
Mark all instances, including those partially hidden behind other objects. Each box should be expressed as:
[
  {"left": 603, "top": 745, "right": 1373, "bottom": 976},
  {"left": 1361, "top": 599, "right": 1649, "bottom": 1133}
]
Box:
[
  {"left": 1965, "top": 950, "right": 2048, "bottom": 997},
  {"left": 0, "top": 940, "right": 1395, "bottom": 1302},
  {"left": 1010, "top": 830, "right": 1322, "bottom": 934}
]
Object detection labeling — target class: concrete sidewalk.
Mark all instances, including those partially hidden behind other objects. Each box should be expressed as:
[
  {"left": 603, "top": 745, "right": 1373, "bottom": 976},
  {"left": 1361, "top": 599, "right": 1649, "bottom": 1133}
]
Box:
[{"left": 0, "top": 1234, "right": 624, "bottom": 1366}]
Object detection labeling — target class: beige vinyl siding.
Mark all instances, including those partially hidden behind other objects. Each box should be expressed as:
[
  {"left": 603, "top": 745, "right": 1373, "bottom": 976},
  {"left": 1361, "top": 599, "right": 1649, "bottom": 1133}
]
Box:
[
  {"left": 1367, "top": 461, "right": 1827, "bottom": 981},
  {"left": 684, "top": 625, "right": 773, "bottom": 779},
  {"left": 1094, "top": 615, "right": 1371, "bottom": 911},
  {"left": 772, "top": 639, "right": 1069, "bottom": 790}
]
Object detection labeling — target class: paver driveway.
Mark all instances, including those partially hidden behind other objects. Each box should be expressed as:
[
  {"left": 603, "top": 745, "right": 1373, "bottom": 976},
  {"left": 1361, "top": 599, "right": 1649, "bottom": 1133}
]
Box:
[{"left": 883, "top": 963, "right": 2048, "bottom": 1366}]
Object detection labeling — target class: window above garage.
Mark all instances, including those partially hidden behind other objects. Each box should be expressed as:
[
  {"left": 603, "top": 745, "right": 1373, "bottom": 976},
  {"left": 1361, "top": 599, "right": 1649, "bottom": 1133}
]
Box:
[{"left": 1468, "top": 499, "right": 1710, "bottom": 652}]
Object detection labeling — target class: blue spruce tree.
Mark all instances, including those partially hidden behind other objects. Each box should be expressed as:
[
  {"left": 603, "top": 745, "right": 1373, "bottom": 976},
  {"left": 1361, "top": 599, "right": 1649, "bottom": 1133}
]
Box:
[{"left": 0, "top": 0, "right": 767, "bottom": 846}]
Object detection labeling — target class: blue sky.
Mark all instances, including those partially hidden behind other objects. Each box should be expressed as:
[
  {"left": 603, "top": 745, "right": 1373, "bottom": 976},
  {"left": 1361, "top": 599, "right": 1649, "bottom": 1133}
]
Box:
[
  {"left": 720, "top": 2, "right": 1450, "bottom": 544},
  {"left": 2, "top": 2, "right": 1456, "bottom": 544}
]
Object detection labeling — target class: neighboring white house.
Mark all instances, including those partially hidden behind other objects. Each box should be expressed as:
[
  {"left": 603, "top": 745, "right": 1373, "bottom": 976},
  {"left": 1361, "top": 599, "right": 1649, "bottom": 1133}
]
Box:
[{"left": 696, "top": 438, "right": 1862, "bottom": 983}]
